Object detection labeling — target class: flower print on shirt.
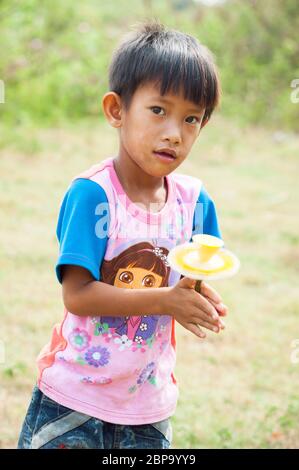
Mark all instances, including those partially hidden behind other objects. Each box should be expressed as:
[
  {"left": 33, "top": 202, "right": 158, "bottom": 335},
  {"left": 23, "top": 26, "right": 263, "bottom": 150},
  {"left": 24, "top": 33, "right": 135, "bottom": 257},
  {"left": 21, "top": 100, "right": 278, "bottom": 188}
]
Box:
[
  {"left": 93, "top": 321, "right": 109, "bottom": 336},
  {"left": 137, "top": 362, "right": 156, "bottom": 385},
  {"left": 131, "top": 334, "right": 155, "bottom": 353},
  {"left": 81, "top": 376, "right": 112, "bottom": 385},
  {"left": 99, "top": 241, "right": 170, "bottom": 350},
  {"left": 128, "top": 361, "right": 157, "bottom": 394},
  {"left": 91, "top": 318, "right": 115, "bottom": 344},
  {"left": 84, "top": 346, "right": 111, "bottom": 368},
  {"left": 114, "top": 334, "right": 133, "bottom": 351},
  {"left": 68, "top": 328, "right": 91, "bottom": 352}
]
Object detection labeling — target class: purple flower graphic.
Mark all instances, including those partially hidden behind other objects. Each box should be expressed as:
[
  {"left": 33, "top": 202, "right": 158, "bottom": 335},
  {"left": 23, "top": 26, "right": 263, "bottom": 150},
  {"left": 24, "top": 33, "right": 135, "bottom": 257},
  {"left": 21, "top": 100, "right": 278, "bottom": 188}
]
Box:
[
  {"left": 69, "top": 328, "right": 91, "bottom": 351},
  {"left": 137, "top": 362, "right": 155, "bottom": 385},
  {"left": 81, "top": 376, "right": 112, "bottom": 385},
  {"left": 85, "top": 346, "right": 110, "bottom": 368}
]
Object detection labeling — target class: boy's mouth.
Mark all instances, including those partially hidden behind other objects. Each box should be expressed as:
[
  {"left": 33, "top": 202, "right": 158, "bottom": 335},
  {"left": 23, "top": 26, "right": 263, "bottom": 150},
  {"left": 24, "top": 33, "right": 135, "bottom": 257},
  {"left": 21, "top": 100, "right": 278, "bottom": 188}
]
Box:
[
  {"left": 153, "top": 149, "right": 177, "bottom": 161},
  {"left": 154, "top": 151, "right": 176, "bottom": 162}
]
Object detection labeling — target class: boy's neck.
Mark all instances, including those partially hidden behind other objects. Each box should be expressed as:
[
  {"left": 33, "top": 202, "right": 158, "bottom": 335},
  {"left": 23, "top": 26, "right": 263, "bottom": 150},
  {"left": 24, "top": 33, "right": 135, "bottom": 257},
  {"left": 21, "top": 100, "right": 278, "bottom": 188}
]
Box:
[{"left": 113, "top": 153, "right": 166, "bottom": 195}]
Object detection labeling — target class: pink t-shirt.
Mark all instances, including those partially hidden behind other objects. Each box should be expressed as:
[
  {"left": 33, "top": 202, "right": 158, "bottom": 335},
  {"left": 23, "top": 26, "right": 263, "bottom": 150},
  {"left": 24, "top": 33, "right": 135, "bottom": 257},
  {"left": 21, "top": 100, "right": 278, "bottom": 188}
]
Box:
[{"left": 36, "top": 156, "right": 202, "bottom": 425}]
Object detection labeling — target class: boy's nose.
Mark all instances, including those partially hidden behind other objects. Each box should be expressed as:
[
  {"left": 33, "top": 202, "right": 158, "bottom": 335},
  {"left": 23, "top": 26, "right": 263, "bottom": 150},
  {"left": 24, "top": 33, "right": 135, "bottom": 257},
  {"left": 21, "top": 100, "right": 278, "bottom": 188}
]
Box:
[{"left": 162, "top": 123, "right": 182, "bottom": 145}]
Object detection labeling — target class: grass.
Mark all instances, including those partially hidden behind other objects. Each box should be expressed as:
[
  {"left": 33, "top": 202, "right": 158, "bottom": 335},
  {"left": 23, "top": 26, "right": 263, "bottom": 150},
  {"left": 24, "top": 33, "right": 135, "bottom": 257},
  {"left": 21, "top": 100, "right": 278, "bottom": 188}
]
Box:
[{"left": 0, "top": 115, "right": 299, "bottom": 448}]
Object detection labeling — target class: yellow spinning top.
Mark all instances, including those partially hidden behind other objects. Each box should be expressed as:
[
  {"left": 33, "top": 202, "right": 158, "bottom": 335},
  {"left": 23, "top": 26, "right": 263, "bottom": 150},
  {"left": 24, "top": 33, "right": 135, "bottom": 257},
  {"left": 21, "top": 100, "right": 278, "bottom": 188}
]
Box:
[{"left": 167, "top": 234, "right": 240, "bottom": 286}]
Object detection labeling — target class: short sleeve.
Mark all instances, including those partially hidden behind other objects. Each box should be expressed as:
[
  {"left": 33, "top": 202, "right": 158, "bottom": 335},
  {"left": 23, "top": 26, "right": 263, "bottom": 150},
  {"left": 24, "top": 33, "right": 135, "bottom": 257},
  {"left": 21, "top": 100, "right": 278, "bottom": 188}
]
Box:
[
  {"left": 55, "top": 178, "right": 110, "bottom": 284},
  {"left": 191, "top": 185, "right": 223, "bottom": 242}
]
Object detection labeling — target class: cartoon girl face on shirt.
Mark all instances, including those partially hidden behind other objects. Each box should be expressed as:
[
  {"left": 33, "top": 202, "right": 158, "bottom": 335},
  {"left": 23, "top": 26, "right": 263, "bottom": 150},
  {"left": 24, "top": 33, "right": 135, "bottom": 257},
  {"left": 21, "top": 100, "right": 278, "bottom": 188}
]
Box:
[
  {"left": 115, "top": 267, "right": 163, "bottom": 289},
  {"left": 99, "top": 242, "right": 170, "bottom": 345}
]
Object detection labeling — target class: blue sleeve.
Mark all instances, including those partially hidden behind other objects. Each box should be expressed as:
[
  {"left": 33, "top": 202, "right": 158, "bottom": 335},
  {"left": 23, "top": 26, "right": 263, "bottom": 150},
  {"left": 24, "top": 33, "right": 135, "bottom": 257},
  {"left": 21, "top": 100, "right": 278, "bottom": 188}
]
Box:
[
  {"left": 55, "top": 178, "right": 110, "bottom": 284},
  {"left": 191, "top": 185, "right": 223, "bottom": 242}
]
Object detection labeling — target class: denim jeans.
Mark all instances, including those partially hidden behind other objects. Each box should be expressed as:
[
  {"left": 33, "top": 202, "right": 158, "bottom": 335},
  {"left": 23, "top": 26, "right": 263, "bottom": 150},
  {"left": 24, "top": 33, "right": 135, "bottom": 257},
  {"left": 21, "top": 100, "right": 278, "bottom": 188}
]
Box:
[{"left": 17, "top": 384, "right": 172, "bottom": 449}]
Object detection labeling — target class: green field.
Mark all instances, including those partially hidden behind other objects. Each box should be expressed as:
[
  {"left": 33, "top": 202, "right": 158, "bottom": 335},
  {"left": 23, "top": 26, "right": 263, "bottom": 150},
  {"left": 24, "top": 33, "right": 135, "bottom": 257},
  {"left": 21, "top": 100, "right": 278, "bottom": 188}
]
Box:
[{"left": 1, "top": 116, "right": 298, "bottom": 448}]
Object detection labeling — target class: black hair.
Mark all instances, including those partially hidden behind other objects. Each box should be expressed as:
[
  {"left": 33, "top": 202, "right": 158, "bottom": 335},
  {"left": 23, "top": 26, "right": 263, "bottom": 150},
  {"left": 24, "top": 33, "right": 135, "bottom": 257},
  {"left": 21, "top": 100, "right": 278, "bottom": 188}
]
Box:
[{"left": 108, "top": 19, "right": 221, "bottom": 124}]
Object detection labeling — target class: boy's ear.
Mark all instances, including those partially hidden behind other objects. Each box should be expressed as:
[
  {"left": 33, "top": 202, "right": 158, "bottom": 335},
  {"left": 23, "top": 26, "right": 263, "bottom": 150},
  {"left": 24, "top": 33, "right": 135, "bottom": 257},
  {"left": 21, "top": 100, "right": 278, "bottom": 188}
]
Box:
[{"left": 101, "top": 92, "right": 122, "bottom": 128}]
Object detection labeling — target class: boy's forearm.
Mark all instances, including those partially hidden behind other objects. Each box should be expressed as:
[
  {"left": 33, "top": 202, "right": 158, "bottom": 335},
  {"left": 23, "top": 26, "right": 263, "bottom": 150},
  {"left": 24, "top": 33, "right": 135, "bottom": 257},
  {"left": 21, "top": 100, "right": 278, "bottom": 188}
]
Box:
[{"left": 67, "top": 280, "right": 172, "bottom": 317}]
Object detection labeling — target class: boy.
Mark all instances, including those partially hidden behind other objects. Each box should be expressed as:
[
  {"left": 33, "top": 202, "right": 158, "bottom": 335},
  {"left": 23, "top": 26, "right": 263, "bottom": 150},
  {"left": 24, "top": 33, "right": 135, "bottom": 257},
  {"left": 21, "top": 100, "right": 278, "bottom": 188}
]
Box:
[{"left": 18, "top": 20, "right": 228, "bottom": 449}]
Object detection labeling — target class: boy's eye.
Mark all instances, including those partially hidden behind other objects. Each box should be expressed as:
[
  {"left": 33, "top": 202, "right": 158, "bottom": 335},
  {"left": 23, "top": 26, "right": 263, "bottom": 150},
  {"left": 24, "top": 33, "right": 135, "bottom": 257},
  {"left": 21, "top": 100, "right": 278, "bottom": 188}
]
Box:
[
  {"left": 186, "top": 116, "right": 200, "bottom": 124},
  {"left": 150, "top": 106, "right": 164, "bottom": 115},
  {"left": 150, "top": 106, "right": 199, "bottom": 124}
]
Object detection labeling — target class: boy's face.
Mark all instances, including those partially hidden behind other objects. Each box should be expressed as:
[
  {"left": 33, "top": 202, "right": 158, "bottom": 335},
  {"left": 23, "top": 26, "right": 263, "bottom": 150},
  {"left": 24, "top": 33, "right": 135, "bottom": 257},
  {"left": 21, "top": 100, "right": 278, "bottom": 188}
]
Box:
[{"left": 102, "top": 81, "right": 208, "bottom": 177}]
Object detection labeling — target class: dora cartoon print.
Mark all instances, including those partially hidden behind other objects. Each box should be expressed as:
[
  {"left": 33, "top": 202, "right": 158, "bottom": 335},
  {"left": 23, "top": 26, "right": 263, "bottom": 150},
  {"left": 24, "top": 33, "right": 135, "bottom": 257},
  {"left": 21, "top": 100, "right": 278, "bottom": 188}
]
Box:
[{"left": 98, "top": 241, "right": 170, "bottom": 348}]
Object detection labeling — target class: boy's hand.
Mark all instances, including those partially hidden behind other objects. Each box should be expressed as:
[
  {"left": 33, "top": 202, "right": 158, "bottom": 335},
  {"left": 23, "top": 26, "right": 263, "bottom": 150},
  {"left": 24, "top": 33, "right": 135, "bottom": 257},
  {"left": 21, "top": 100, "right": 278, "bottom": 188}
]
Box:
[
  {"left": 166, "top": 277, "right": 228, "bottom": 339},
  {"left": 199, "top": 280, "right": 228, "bottom": 317}
]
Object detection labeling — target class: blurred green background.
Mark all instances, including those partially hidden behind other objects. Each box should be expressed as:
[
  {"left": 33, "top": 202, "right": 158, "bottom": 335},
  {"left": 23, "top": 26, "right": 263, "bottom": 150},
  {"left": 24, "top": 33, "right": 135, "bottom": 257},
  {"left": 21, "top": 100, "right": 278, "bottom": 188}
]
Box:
[
  {"left": 1, "top": 0, "right": 299, "bottom": 449},
  {"left": 1, "top": 0, "right": 299, "bottom": 131}
]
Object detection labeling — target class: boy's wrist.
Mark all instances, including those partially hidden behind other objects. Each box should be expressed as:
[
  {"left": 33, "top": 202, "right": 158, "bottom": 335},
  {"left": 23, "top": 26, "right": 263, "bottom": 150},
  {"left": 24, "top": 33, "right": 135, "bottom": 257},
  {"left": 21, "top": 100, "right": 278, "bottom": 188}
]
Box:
[
  {"left": 123, "top": 285, "right": 173, "bottom": 316},
  {"left": 153, "top": 286, "right": 173, "bottom": 316}
]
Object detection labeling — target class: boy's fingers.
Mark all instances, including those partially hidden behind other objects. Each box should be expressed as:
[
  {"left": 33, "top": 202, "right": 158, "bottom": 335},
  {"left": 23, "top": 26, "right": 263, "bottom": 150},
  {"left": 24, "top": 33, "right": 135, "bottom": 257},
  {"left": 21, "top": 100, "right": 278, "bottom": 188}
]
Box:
[
  {"left": 200, "top": 281, "right": 222, "bottom": 303},
  {"left": 217, "top": 305, "right": 228, "bottom": 316},
  {"left": 188, "top": 323, "right": 206, "bottom": 339},
  {"left": 200, "top": 282, "right": 229, "bottom": 316},
  {"left": 197, "top": 295, "right": 219, "bottom": 319},
  {"left": 197, "top": 320, "right": 220, "bottom": 333},
  {"left": 209, "top": 298, "right": 229, "bottom": 316},
  {"left": 200, "top": 315, "right": 225, "bottom": 329},
  {"left": 192, "top": 311, "right": 221, "bottom": 327}
]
